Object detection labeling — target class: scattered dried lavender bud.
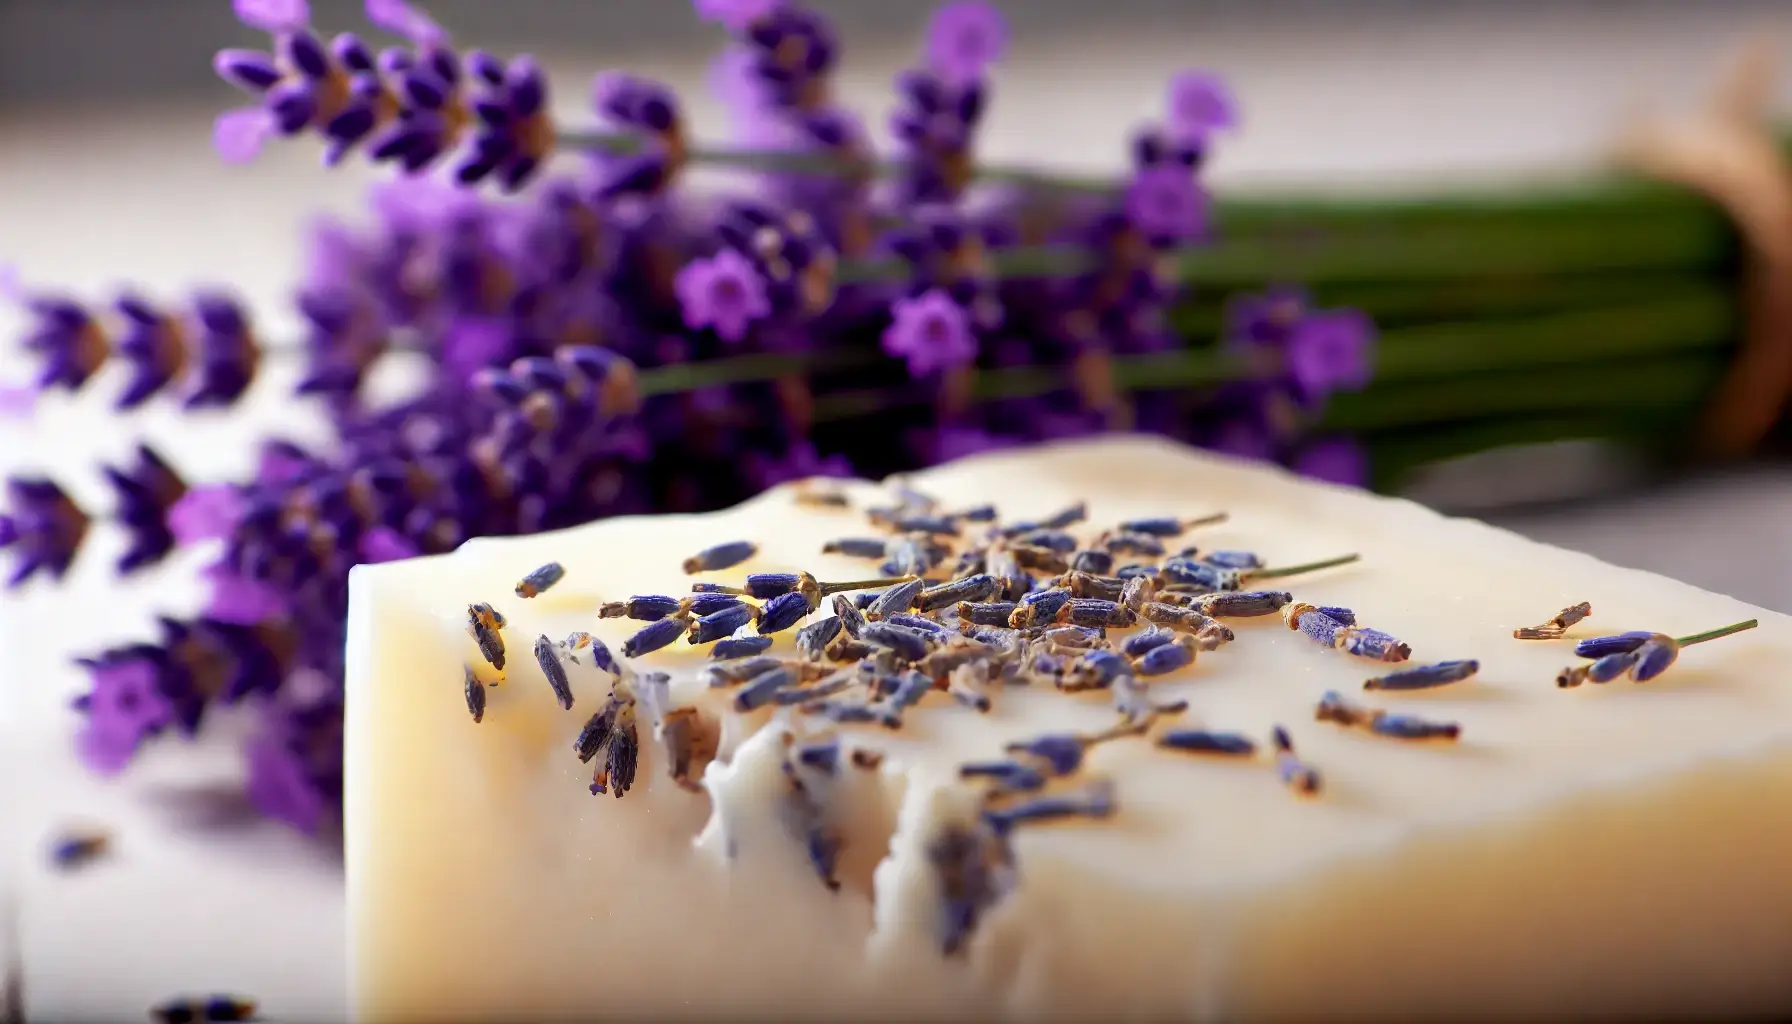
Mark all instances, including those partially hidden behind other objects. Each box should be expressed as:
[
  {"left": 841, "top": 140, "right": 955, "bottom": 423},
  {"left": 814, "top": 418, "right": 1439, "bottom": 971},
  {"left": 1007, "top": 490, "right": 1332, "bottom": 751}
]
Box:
[
  {"left": 947, "top": 666, "right": 993, "bottom": 711},
  {"left": 1121, "top": 625, "right": 1177, "bottom": 658},
  {"left": 757, "top": 591, "right": 814, "bottom": 635},
  {"left": 1630, "top": 635, "right": 1682, "bottom": 682},
  {"left": 559, "top": 632, "right": 619, "bottom": 676},
  {"left": 1515, "top": 601, "right": 1593, "bottom": 639},
  {"left": 1315, "top": 606, "right": 1357, "bottom": 626},
  {"left": 984, "top": 547, "right": 1031, "bottom": 601},
  {"left": 861, "top": 622, "right": 935, "bottom": 662},
  {"left": 1053, "top": 571, "right": 1126, "bottom": 601},
  {"left": 881, "top": 534, "right": 943, "bottom": 577},
  {"left": 886, "top": 612, "right": 952, "bottom": 635},
  {"left": 464, "top": 665, "right": 486, "bottom": 724},
  {"left": 1037, "top": 624, "right": 1108, "bottom": 650},
  {"left": 1114, "top": 563, "right": 1158, "bottom": 581},
  {"left": 1364, "top": 659, "right": 1479, "bottom": 692},
  {"left": 918, "top": 573, "right": 1000, "bottom": 612},
  {"left": 1014, "top": 529, "right": 1079, "bottom": 553},
  {"left": 575, "top": 700, "right": 621, "bottom": 762},
  {"left": 1316, "top": 690, "right": 1460, "bottom": 741},
  {"left": 959, "top": 760, "right": 1049, "bottom": 791},
  {"left": 1193, "top": 590, "right": 1292, "bottom": 618},
  {"left": 1156, "top": 558, "right": 1232, "bottom": 593},
  {"left": 622, "top": 614, "right": 691, "bottom": 658},
  {"left": 1070, "top": 549, "right": 1115, "bottom": 575},
  {"left": 1060, "top": 649, "right": 1133, "bottom": 692},
  {"left": 599, "top": 594, "right": 684, "bottom": 621},
  {"left": 689, "top": 602, "right": 759, "bottom": 645},
  {"left": 775, "top": 667, "right": 860, "bottom": 706},
  {"left": 885, "top": 513, "right": 962, "bottom": 536},
  {"left": 685, "top": 592, "right": 750, "bottom": 617},
  {"left": 1340, "top": 627, "right": 1411, "bottom": 663},
  {"left": 1573, "top": 631, "right": 1656, "bottom": 658},
  {"left": 831, "top": 593, "right": 870, "bottom": 636},
  {"left": 1133, "top": 634, "right": 1199, "bottom": 676},
  {"left": 600, "top": 719, "right": 640, "bottom": 798},
  {"left": 705, "top": 655, "right": 784, "bottom": 688},
  {"left": 1140, "top": 601, "right": 1215, "bottom": 634},
  {"left": 982, "top": 779, "right": 1116, "bottom": 835},
  {"left": 1157, "top": 729, "right": 1257, "bottom": 756},
  {"left": 867, "top": 577, "right": 926, "bottom": 619},
  {"left": 712, "top": 635, "right": 776, "bottom": 659},
  {"left": 1117, "top": 512, "right": 1229, "bottom": 537},
  {"left": 683, "top": 540, "right": 758, "bottom": 574},
  {"left": 826, "top": 635, "right": 876, "bottom": 663},
  {"left": 1119, "top": 575, "right": 1156, "bottom": 611},
  {"left": 1272, "top": 726, "right": 1322, "bottom": 796},
  {"left": 956, "top": 601, "right": 1018, "bottom": 626},
  {"left": 1002, "top": 501, "right": 1088, "bottom": 537},
  {"left": 466, "top": 602, "right": 507, "bottom": 671},
  {"left": 50, "top": 829, "right": 110, "bottom": 870},
  {"left": 795, "top": 615, "right": 844, "bottom": 659},
  {"left": 151, "top": 995, "right": 258, "bottom": 1023},
  {"left": 736, "top": 664, "right": 800, "bottom": 711},
  {"left": 822, "top": 537, "right": 889, "bottom": 559},
  {"left": 514, "top": 562, "right": 566, "bottom": 598},
  {"left": 1056, "top": 597, "right": 1137, "bottom": 629},
  {"left": 1009, "top": 544, "right": 1070, "bottom": 574},
  {"left": 1008, "top": 587, "right": 1070, "bottom": 628},
  {"left": 928, "top": 820, "right": 1016, "bottom": 957},
  {"left": 1201, "top": 550, "right": 1264, "bottom": 570},
  {"left": 1102, "top": 531, "right": 1166, "bottom": 557}
]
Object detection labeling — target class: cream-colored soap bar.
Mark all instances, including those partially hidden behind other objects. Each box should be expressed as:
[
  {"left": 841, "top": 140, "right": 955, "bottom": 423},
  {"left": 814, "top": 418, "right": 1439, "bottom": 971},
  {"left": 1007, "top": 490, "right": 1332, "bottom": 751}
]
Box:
[{"left": 344, "top": 436, "right": 1792, "bottom": 1021}]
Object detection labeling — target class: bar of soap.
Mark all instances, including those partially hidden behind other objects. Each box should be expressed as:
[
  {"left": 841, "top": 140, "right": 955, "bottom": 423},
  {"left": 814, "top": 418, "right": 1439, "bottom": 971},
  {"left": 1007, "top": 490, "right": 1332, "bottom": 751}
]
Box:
[{"left": 344, "top": 436, "right": 1792, "bottom": 1021}]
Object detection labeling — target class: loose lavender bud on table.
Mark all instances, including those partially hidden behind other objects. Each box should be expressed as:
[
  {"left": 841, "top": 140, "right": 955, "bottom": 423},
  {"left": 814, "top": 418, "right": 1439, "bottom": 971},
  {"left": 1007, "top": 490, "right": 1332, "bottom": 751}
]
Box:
[
  {"left": 682, "top": 540, "right": 758, "bottom": 574},
  {"left": 795, "top": 615, "right": 843, "bottom": 659},
  {"left": 957, "top": 600, "right": 1018, "bottom": 627},
  {"left": 534, "top": 635, "right": 575, "bottom": 710},
  {"left": 756, "top": 591, "right": 813, "bottom": 635},
  {"left": 1121, "top": 625, "right": 1177, "bottom": 658},
  {"left": 867, "top": 577, "right": 926, "bottom": 619},
  {"left": 1008, "top": 587, "right": 1070, "bottom": 628},
  {"left": 463, "top": 666, "right": 486, "bottom": 724},
  {"left": 712, "top": 635, "right": 776, "bottom": 660},
  {"left": 1014, "top": 529, "right": 1079, "bottom": 553},
  {"left": 622, "top": 614, "right": 691, "bottom": 658},
  {"left": 1364, "top": 659, "right": 1479, "bottom": 692},
  {"left": 821, "top": 537, "right": 889, "bottom": 560},
  {"left": 1573, "top": 631, "right": 1657, "bottom": 659},
  {"left": 600, "top": 594, "right": 685, "bottom": 621},
  {"left": 1201, "top": 550, "right": 1264, "bottom": 571},
  {"left": 689, "top": 602, "right": 760, "bottom": 645},
  {"left": 887, "top": 612, "right": 952, "bottom": 635},
  {"left": 1192, "top": 590, "right": 1292, "bottom": 618},
  {"left": 917, "top": 573, "right": 1000, "bottom": 612},
  {"left": 514, "top": 561, "right": 566, "bottom": 598},
  {"left": 1157, "top": 729, "right": 1258, "bottom": 757},
  {"left": 151, "top": 995, "right": 258, "bottom": 1023},
  {"left": 735, "top": 665, "right": 799, "bottom": 711},
  {"left": 959, "top": 760, "right": 1049, "bottom": 792},
  {"left": 466, "top": 602, "right": 507, "bottom": 671},
  {"left": 1009, "top": 544, "right": 1070, "bottom": 574},
  {"left": 1316, "top": 690, "right": 1460, "bottom": 741},
  {"left": 1052, "top": 571, "right": 1126, "bottom": 601},
  {"left": 861, "top": 622, "right": 936, "bottom": 662},
  {"left": 1101, "top": 531, "right": 1166, "bottom": 557},
  {"left": 1070, "top": 549, "right": 1115, "bottom": 575},
  {"left": 982, "top": 779, "right": 1116, "bottom": 836},
  {"left": 1271, "top": 726, "right": 1323, "bottom": 796},
  {"left": 1514, "top": 601, "right": 1593, "bottom": 640},
  {"left": 1056, "top": 597, "right": 1137, "bottom": 629},
  {"left": 1117, "top": 512, "right": 1229, "bottom": 537},
  {"left": 1133, "top": 634, "right": 1199, "bottom": 676},
  {"left": 831, "top": 593, "right": 869, "bottom": 637}
]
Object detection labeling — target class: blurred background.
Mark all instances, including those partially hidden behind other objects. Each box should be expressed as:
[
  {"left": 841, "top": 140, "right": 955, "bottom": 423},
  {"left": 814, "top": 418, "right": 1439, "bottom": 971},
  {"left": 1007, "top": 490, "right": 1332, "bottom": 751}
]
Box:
[{"left": 4, "top": 2, "right": 1792, "bottom": 1021}]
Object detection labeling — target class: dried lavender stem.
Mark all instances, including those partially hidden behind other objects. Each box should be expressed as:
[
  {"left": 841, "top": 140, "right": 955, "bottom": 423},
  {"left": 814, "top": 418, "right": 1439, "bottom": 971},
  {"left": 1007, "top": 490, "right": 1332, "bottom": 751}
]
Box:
[
  {"left": 1249, "top": 553, "right": 1361, "bottom": 580},
  {"left": 1674, "top": 619, "right": 1758, "bottom": 647}
]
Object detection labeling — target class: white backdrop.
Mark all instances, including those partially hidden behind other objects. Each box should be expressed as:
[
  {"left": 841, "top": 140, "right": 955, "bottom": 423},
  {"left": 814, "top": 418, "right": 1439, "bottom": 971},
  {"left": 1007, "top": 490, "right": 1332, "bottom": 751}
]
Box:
[{"left": 4, "top": 5, "right": 1792, "bottom": 1020}]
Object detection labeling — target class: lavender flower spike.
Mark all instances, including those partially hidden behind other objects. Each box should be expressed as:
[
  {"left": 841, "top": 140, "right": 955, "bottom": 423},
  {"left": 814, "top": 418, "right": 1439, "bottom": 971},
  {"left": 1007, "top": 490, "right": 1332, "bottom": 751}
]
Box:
[
  {"left": 234, "top": 0, "right": 311, "bottom": 34},
  {"left": 103, "top": 445, "right": 188, "bottom": 575},
  {"left": 457, "top": 54, "right": 555, "bottom": 191}
]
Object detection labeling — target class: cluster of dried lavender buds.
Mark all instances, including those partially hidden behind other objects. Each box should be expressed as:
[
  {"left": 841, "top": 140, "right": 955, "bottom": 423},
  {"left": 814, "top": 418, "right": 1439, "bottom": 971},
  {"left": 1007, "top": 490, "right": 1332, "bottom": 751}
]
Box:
[{"left": 5, "top": 0, "right": 1379, "bottom": 838}]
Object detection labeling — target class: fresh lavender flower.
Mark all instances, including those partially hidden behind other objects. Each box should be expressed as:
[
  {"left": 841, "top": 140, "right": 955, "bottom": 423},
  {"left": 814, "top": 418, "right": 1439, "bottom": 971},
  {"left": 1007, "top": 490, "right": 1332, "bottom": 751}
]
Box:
[
  {"left": 456, "top": 55, "right": 553, "bottom": 190},
  {"left": 0, "top": 478, "right": 91, "bottom": 586},
  {"left": 923, "top": 2, "right": 1008, "bottom": 87},
  {"left": 1164, "top": 71, "right": 1238, "bottom": 145},
  {"left": 883, "top": 289, "right": 977, "bottom": 377},
  {"left": 103, "top": 446, "right": 187, "bottom": 575},
  {"left": 1124, "top": 165, "right": 1208, "bottom": 248},
  {"left": 1286, "top": 309, "right": 1374, "bottom": 405},
  {"left": 675, "top": 250, "right": 772, "bottom": 344}
]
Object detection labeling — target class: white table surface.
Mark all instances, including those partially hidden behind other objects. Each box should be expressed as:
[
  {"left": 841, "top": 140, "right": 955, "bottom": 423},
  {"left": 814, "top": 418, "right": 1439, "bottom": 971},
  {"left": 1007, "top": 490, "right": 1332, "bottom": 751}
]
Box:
[{"left": 5, "top": 7, "right": 1792, "bottom": 1021}]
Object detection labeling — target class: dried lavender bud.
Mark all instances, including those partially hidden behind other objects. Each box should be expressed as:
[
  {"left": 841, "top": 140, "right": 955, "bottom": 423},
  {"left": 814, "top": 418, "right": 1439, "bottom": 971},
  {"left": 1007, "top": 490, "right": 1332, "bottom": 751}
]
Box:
[
  {"left": 1036, "top": 625, "right": 1108, "bottom": 650},
  {"left": 881, "top": 535, "right": 946, "bottom": 577},
  {"left": 1271, "top": 726, "right": 1322, "bottom": 796},
  {"left": 831, "top": 593, "right": 870, "bottom": 637},
  {"left": 1201, "top": 549, "right": 1263, "bottom": 571},
  {"left": 1573, "top": 631, "right": 1655, "bottom": 658},
  {"left": 984, "top": 547, "right": 1031, "bottom": 601},
  {"left": 1002, "top": 502, "right": 1087, "bottom": 537},
  {"left": 712, "top": 635, "right": 776, "bottom": 659},
  {"left": 1121, "top": 625, "right": 1177, "bottom": 658},
  {"left": 867, "top": 577, "right": 926, "bottom": 619},
  {"left": 1118, "top": 575, "right": 1156, "bottom": 611},
  {"left": 463, "top": 665, "right": 486, "bottom": 724},
  {"left": 735, "top": 665, "right": 799, "bottom": 711},
  {"left": 757, "top": 591, "right": 813, "bottom": 635},
  {"left": 599, "top": 594, "right": 683, "bottom": 621},
  {"left": 795, "top": 615, "right": 843, "bottom": 659},
  {"left": 684, "top": 592, "right": 748, "bottom": 617},
  {"left": 659, "top": 707, "right": 718, "bottom": 793},
  {"left": 928, "top": 821, "right": 1016, "bottom": 957},
  {"left": 885, "top": 513, "right": 962, "bottom": 536},
  {"left": 982, "top": 779, "right": 1115, "bottom": 835},
  {"left": 1133, "top": 634, "right": 1198, "bottom": 676},
  {"left": 706, "top": 655, "right": 786, "bottom": 688},
  {"left": 1114, "top": 563, "right": 1157, "bottom": 581},
  {"left": 1364, "top": 659, "right": 1479, "bottom": 692},
  {"left": 601, "top": 719, "right": 640, "bottom": 798},
  {"left": 886, "top": 612, "right": 951, "bottom": 635},
  {"left": 774, "top": 667, "right": 860, "bottom": 706},
  {"left": 959, "top": 760, "right": 1049, "bottom": 791},
  {"left": 1102, "top": 532, "right": 1165, "bottom": 557},
  {"left": 917, "top": 573, "right": 998, "bottom": 611},
  {"left": 574, "top": 701, "right": 621, "bottom": 762},
  {"left": 683, "top": 540, "right": 758, "bottom": 574},
  {"left": 466, "top": 603, "right": 507, "bottom": 671},
  {"left": 533, "top": 635, "right": 574, "bottom": 710},
  {"left": 50, "top": 830, "right": 110, "bottom": 870},
  {"left": 1340, "top": 627, "right": 1411, "bottom": 663},
  {"left": 947, "top": 668, "right": 993, "bottom": 712},
  {"left": 1053, "top": 571, "right": 1125, "bottom": 601},
  {"left": 152, "top": 996, "right": 258, "bottom": 1024},
  {"left": 514, "top": 562, "right": 565, "bottom": 598},
  {"left": 1629, "top": 635, "right": 1681, "bottom": 682},
  {"left": 1008, "top": 544, "right": 1069, "bottom": 574},
  {"left": 1014, "top": 529, "right": 1078, "bottom": 553},
  {"left": 822, "top": 537, "right": 889, "bottom": 559},
  {"left": 1140, "top": 601, "right": 1214, "bottom": 634},
  {"left": 1008, "top": 588, "right": 1070, "bottom": 628},
  {"left": 826, "top": 636, "right": 876, "bottom": 663},
  {"left": 1370, "top": 714, "right": 1462, "bottom": 741},
  {"left": 1060, "top": 649, "right": 1132, "bottom": 692},
  {"left": 861, "top": 622, "right": 935, "bottom": 662},
  {"left": 1117, "top": 513, "right": 1228, "bottom": 537},
  {"left": 1157, "top": 559, "right": 1233, "bottom": 592},
  {"left": 885, "top": 670, "right": 935, "bottom": 711},
  {"left": 958, "top": 623, "right": 1021, "bottom": 650},
  {"left": 1056, "top": 598, "right": 1137, "bottom": 629},
  {"left": 955, "top": 601, "right": 1017, "bottom": 627},
  {"left": 690, "top": 602, "right": 759, "bottom": 645},
  {"left": 1316, "top": 606, "right": 1357, "bottom": 627},
  {"left": 622, "top": 614, "right": 690, "bottom": 658},
  {"left": 1157, "top": 730, "right": 1256, "bottom": 756},
  {"left": 1063, "top": 548, "right": 1110, "bottom": 575},
  {"left": 1193, "top": 590, "right": 1292, "bottom": 618}
]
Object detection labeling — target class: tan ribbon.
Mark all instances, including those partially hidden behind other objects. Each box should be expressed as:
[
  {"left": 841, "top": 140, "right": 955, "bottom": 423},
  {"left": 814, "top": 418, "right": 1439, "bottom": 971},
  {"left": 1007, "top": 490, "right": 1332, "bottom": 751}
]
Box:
[{"left": 1616, "top": 38, "right": 1792, "bottom": 458}]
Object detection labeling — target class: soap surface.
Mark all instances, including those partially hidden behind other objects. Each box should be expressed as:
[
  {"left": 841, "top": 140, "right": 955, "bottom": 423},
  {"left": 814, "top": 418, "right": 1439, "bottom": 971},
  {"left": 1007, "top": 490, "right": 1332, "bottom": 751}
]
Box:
[{"left": 344, "top": 435, "right": 1792, "bottom": 1021}]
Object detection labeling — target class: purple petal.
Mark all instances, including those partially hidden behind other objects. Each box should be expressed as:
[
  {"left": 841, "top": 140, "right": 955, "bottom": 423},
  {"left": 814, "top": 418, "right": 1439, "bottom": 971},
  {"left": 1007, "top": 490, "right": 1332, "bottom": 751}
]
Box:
[
  {"left": 0, "top": 384, "right": 37, "bottom": 419},
  {"left": 364, "top": 0, "right": 447, "bottom": 44},
  {"left": 692, "top": 0, "right": 784, "bottom": 34},
  {"left": 214, "top": 108, "right": 274, "bottom": 164},
  {"left": 213, "top": 49, "right": 283, "bottom": 92},
  {"left": 168, "top": 485, "right": 245, "bottom": 545},
  {"left": 1166, "top": 70, "right": 1238, "bottom": 144},
  {"left": 234, "top": 0, "right": 310, "bottom": 33},
  {"left": 925, "top": 2, "right": 1008, "bottom": 86},
  {"left": 203, "top": 562, "right": 291, "bottom": 624}
]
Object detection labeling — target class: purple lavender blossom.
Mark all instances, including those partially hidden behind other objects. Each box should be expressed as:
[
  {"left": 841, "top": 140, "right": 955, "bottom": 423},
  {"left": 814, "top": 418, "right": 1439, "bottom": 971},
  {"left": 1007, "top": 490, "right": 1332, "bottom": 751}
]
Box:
[
  {"left": 18, "top": 293, "right": 109, "bottom": 394},
  {"left": 74, "top": 653, "right": 175, "bottom": 776},
  {"left": 113, "top": 296, "right": 186, "bottom": 408},
  {"left": 186, "top": 294, "right": 262, "bottom": 407},
  {"left": 1293, "top": 437, "right": 1370, "bottom": 488},
  {"left": 1165, "top": 71, "right": 1238, "bottom": 144},
  {"left": 675, "top": 250, "right": 771, "bottom": 343},
  {"left": 1124, "top": 165, "right": 1208, "bottom": 247},
  {"left": 1286, "top": 309, "right": 1374, "bottom": 404},
  {"left": 883, "top": 289, "right": 977, "bottom": 377},
  {"left": 244, "top": 707, "right": 336, "bottom": 834},
  {"left": 168, "top": 485, "right": 246, "bottom": 547},
  {"left": 364, "top": 0, "right": 447, "bottom": 44},
  {"left": 203, "top": 560, "right": 292, "bottom": 625},
  {"left": 103, "top": 446, "right": 187, "bottom": 575},
  {"left": 693, "top": 0, "right": 785, "bottom": 34},
  {"left": 924, "top": 2, "right": 1008, "bottom": 87},
  {"left": 1226, "top": 286, "right": 1308, "bottom": 349},
  {"left": 0, "top": 478, "right": 90, "bottom": 586},
  {"left": 457, "top": 55, "right": 553, "bottom": 190}
]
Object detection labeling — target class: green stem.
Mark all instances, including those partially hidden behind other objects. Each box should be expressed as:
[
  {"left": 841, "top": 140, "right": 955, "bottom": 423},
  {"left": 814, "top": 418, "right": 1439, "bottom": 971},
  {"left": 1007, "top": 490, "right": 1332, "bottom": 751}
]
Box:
[
  {"left": 1250, "top": 553, "right": 1361, "bottom": 580},
  {"left": 1674, "top": 620, "right": 1759, "bottom": 647}
]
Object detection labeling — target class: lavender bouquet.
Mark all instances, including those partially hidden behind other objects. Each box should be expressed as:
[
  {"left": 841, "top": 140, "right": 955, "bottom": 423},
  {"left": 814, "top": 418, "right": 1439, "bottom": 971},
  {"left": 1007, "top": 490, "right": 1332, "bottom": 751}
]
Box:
[{"left": 0, "top": 0, "right": 1758, "bottom": 839}]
